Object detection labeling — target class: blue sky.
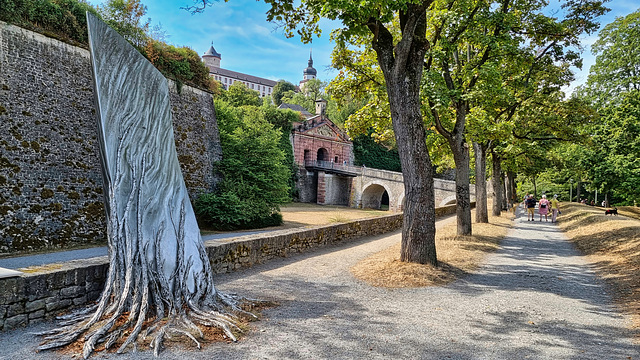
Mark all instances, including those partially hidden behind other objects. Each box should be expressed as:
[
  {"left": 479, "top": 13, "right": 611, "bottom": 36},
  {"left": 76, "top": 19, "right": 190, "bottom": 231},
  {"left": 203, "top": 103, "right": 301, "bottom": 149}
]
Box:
[{"left": 94, "top": 0, "right": 638, "bottom": 92}]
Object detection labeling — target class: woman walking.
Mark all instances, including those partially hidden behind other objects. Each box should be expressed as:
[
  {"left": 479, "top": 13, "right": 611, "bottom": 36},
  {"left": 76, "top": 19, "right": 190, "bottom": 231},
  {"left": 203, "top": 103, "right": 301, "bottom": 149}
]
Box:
[{"left": 538, "top": 194, "right": 550, "bottom": 222}]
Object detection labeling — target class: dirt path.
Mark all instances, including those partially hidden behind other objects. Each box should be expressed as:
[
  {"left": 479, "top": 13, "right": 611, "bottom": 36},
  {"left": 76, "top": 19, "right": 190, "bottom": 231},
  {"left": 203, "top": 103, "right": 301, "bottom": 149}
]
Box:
[{"left": 1, "top": 209, "right": 638, "bottom": 359}]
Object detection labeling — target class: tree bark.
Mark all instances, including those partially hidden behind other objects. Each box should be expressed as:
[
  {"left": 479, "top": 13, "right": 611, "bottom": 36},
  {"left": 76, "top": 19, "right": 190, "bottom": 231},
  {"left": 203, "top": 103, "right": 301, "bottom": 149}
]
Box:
[
  {"left": 473, "top": 141, "right": 488, "bottom": 223},
  {"left": 491, "top": 149, "right": 503, "bottom": 216},
  {"left": 506, "top": 171, "right": 516, "bottom": 209},
  {"left": 434, "top": 102, "right": 473, "bottom": 235},
  {"left": 577, "top": 180, "right": 581, "bottom": 203},
  {"left": 368, "top": 4, "right": 437, "bottom": 265}
]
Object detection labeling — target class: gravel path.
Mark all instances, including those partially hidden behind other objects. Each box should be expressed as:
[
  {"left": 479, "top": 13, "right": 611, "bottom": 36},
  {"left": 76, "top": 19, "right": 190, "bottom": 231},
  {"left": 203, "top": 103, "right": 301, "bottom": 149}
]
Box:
[{"left": 1, "top": 209, "right": 638, "bottom": 359}]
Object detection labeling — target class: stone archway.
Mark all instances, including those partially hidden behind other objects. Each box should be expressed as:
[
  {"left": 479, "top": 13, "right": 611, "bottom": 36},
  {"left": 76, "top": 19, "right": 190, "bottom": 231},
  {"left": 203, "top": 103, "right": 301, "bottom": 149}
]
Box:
[
  {"left": 317, "top": 148, "right": 329, "bottom": 161},
  {"left": 361, "top": 183, "right": 391, "bottom": 210},
  {"left": 439, "top": 195, "right": 457, "bottom": 207}
]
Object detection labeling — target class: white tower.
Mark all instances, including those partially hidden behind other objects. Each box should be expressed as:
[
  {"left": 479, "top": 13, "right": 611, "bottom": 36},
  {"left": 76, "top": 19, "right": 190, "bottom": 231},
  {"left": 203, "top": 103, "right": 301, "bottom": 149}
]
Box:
[{"left": 202, "top": 42, "right": 221, "bottom": 69}]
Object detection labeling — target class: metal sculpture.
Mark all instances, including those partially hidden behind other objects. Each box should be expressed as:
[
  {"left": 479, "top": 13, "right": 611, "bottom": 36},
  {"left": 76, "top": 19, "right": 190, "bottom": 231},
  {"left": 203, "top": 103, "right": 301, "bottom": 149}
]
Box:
[{"left": 38, "top": 13, "right": 246, "bottom": 358}]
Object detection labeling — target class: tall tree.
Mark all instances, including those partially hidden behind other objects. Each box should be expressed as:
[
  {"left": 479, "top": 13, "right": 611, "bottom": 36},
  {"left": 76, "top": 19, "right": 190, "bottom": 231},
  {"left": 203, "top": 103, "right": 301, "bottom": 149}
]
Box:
[
  {"left": 271, "top": 80, "right": 297, "bottom": 105},
  {"left": 219, "top": 82, "right": 262, "bottom": 107},
  {"left": 579, "top": 10, "right": 640, "bottom": 107},
  {"left": 99, "top": 0, "right": 150, "bottom": 46}
]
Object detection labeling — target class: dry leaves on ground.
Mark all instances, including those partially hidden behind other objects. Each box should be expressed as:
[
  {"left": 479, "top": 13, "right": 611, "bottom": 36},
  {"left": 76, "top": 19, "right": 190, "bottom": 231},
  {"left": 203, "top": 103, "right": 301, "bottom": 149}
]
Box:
[{"left": 351, "top": 211, "right": 514, "bottom": 288}]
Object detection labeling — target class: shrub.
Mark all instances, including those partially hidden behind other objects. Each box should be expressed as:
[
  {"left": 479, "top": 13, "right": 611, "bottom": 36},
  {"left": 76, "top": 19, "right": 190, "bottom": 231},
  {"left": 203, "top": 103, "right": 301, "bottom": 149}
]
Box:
[
  {"left": 0, "top": 0, "right": 99, "bottom": 45},
  {"left": 194, "top": 101, "right": 290, "bottom": 230}
]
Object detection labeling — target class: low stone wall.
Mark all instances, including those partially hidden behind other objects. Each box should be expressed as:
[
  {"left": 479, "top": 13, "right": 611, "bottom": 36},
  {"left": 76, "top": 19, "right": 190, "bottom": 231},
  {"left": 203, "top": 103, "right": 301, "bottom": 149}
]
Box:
[
  {"left": 1, "top": 205, "right": 476, "bottom": 330},
  {"left": 205, "top": 213, "right": 402, "bottom": 273},
  {"left": 0, "top": 257, "right": 108, "bottom": 330},
  {"left": 0, "top": 213, "right": 400, "bottom": 330}
]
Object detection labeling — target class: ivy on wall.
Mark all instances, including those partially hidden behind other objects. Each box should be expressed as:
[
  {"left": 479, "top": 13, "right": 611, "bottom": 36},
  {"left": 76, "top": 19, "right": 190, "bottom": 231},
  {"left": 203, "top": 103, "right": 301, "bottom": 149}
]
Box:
[{"left": 352, "top": 132, "right": 402, "bottom": 172}]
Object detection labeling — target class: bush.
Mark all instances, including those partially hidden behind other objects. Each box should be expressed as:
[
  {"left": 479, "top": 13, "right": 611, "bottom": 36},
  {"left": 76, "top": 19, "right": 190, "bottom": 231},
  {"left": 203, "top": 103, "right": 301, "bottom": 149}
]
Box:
[
  {"left": 194, "top": 101, "right": 290, "bottom": 230},
  {"left": 140, "top": 40, "right": 215, "bottom": 92},
  {"left": 194, "top": 190, "right": 283, "bottom": 230},
  {"left": 0, "top": 0, "right": 216, "bottom": 92},
  {"left": 0, "top": 0, "right": 99, "bottom": 45}
]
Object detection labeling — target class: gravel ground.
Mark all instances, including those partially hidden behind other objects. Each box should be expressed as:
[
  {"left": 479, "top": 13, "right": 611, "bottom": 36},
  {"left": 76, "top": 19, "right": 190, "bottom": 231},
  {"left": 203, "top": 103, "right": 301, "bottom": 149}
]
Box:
[{"left": 1, "top": 208, "right": 638, "bottom": 360}]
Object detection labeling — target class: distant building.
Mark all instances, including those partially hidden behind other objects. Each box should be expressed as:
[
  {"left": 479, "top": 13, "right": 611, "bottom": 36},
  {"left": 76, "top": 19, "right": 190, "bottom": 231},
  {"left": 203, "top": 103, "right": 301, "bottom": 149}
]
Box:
[
  {"left": 299, "top": 51, "right": 317, "bottom": 93},
  {"left": 201, "top": 43, "right": 276, "bottom": 98},
  {"left": 286, "top": 98, "right": 356, "bottom": 205}
]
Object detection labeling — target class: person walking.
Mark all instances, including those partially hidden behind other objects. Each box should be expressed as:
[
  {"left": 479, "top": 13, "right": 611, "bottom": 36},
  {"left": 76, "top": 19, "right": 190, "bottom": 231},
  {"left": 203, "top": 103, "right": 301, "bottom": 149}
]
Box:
[
  {"left": 551, "top": 194, "right": 560, "bottom": 223},
  {"left": 538, "top": 194, "right": 550, "bottom": 222},
  {"left": 525, "top": 194, "right": 537, "bottom": 221}
]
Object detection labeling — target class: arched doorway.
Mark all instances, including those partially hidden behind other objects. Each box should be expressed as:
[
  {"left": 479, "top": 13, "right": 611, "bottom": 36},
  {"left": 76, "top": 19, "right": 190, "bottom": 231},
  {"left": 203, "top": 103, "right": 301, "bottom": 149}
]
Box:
[
  {"left": 380, "top": 190, "right": 389, "bottom": 211},
  {"left": 361, "top": 184, "right": 390, "bottom": 211},
  {"left": 317, "top": 148, "right": 329, "bottom": 162}
]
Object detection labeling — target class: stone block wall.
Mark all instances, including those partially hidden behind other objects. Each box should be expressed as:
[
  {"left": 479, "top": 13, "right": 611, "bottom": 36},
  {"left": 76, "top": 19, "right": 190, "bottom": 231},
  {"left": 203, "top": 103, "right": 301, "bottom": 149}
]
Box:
[
  {"left": 0, "top": 257, "right": 109, "bottom": 330},
  {"left": 205, "top": 213, "right": 403, "bottom": 274},
  {"left": 0, "top": 22, "right": 222, "bottom": 254},
  {"left": 322, "top": 173, "right": 352, "bottom": 206}
]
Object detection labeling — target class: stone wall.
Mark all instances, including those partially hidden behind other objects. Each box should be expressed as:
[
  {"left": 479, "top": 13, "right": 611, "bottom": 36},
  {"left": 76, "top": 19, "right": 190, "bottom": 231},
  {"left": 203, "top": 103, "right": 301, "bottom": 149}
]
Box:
[
  {"left": 320, "top": 172, "right": 352, "bottom": 206},
  {"left": 0, "top": 22, "right": 221, "bottom": 254}
]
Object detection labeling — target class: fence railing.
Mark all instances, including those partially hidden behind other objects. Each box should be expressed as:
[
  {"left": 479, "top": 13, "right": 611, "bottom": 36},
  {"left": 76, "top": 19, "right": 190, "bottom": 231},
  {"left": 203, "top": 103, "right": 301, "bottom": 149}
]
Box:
[{"left": 304, "top": 160, "right": 360, "bottom": 175}]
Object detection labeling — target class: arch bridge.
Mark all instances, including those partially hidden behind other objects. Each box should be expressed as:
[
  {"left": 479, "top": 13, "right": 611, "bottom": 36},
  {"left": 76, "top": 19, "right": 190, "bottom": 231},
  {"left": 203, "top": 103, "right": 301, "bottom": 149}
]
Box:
[
  {"left": 302, "top": 161, "right": 475, "bottom": 212},
  {"left": 351, "top": 167, "right": 474, "bottom": 212}
]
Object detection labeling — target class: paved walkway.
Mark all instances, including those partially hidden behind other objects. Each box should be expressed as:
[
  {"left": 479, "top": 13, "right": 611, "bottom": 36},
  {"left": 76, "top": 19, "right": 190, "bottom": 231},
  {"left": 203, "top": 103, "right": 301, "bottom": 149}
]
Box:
[{"left": 0, "top": 208, "right": 638, "bottom": 359}]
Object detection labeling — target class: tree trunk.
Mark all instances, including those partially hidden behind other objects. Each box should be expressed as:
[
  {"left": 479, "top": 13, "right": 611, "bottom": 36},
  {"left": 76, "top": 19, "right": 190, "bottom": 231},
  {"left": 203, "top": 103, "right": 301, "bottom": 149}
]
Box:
[
  {"left": 435, "top": 102, "right": 472, "bottom": 235},
  {"left": 451, "top": 105, "right": 472, "bottom": 235},
  {"left": 577, "top": 180, "right": 581, "bottom": 203},
  {"left": 473, "top": 141, "right": 488, "bottom": 223},
  {"left": 491, "top": 150, "right": 503, "bottom": 216},
  {"left": 369, "top": 5, "right": 437, "bottom": 265},
  {"left": 532, "top": 176, "right": 537, "bottom": 199},
  {"left": 506, "top": 171, "right": 516, "bottom": 209}
]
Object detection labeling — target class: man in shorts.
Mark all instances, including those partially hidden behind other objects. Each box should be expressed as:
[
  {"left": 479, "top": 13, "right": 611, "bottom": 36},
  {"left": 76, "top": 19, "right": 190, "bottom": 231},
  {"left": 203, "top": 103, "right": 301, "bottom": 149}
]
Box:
[{"left": 525, "top": 194, "right": 537, "bottom": 221}]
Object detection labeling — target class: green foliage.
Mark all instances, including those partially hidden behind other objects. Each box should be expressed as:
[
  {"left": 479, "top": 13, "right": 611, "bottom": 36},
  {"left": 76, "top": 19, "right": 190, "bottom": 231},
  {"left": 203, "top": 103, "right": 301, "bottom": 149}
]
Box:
[
  {"left": 99, "top": 0, "right": 148, "bottom": 47},
  {"left": 140, "top": 40, "right": 215, "bottom": 91},
  {"left": 260, "top": 105, "right": 300, "bottom": 199},
  {"left": 579, "top": 91, "right": 640, "bottom": 205},
  {"left": 579, "top": 10, "right": 640, "bottom": 107},
  {"left": 195, "top": 101, "right": 291, "bottom": 230},
  {"left": 271, "top": 80, "right": 297, "bottom": 106},
  {"left": 280, "top": 89, "right": 315, "bottom": 113},
  {"left": 217, "top": 82, "right": 262, "bottom": 107},
  {"left": 352, "top": 131, "right": 401, "bottom": 172},
  {"left": 0, "top": 0, "right": 99, "bottom": 44},
  {"left": 0, "top": 0, "right": 215, "bottom": 92}
]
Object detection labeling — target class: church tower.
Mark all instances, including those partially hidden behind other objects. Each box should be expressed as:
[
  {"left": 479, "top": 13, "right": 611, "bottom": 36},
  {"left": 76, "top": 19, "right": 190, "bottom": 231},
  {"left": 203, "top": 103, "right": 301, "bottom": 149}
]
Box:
[
  {"left": 302, "top": 51, "right": 317, "bottom": 81},
  {"left": 299, "top": 51, "right": 317, "bottom": 92},
  {"left": 202, "top": 42, "right": 221, "bottom": 69}
]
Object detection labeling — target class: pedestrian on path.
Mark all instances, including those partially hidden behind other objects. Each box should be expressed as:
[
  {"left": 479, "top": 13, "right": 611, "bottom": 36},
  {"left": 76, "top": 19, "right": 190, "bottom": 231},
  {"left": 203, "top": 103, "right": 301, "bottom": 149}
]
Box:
[
  {"left": 525, "top": 194, "right": 537, "bottom": 221},
  {"left": 538, "top": 194, "right": 550, "bottom": 221},
  {"left": 551, "top": 194, "right": 560, "bottom": 222}
]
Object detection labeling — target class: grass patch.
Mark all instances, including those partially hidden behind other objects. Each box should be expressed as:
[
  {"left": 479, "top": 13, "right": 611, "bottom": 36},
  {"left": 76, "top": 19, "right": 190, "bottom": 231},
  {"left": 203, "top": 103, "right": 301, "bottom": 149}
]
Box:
[
  {"left": 351, "top": 211, "right": 514, "bottom": 288},
  {"left": 556, "top": 203, "right": 640, "bottom": 334},
  {"left": 328, "top": 212, "right": 351, "bottom": 223}
]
